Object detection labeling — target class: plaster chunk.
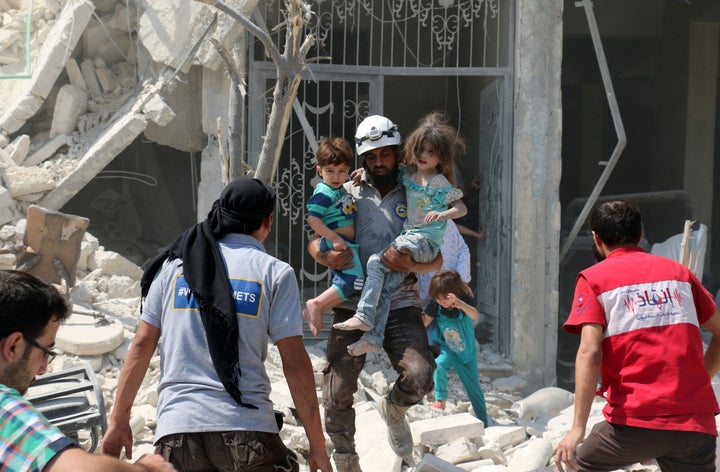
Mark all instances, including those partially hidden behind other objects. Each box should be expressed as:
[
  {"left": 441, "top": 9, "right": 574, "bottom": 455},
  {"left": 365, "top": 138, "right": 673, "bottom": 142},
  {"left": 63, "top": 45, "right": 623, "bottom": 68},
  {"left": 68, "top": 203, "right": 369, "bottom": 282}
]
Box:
[
  {"left": 0, "top": 0, "right": 94, "bottom": 134},
  {"left": 435, "top": 438, "right": 481, "bottom": 465},
  {"left": 65, "top": 58, "right": 88, "bottom": 92},
  {"left": 0, "top": 253, "right": 15, "bottom": 268},
  {"left": 482, "top": 425, "right": 527, "bottom": 449},
  {"left": 80, "top": 59, "right": 103, "bottom": 98},
  {"left": 95, "top": 67, "right": 117, "bottom": 93},
  {"left": 2, "top": 165, "right": 55, "bottom": 197},
  {"left": 411, "top": 413, "right": 485, "bottom": 447},
  {"left": 505, "top": 437, "right": 554, "bottom": 471},
  {"left": 24, "top": 134, "right": 71, "bottom": 167},
  {"left": 142, "top": 95, "right": 176, "bottom": 127},
  {"left": 93, "top": 248, "right": 143, "bottom": 279},
  {"left": 414, "top": 453, "right": 467, "bottom": 472},
  {"left": 7, "top": 134, "right": 30, "bottom": 165},
  {"left": 0, "top": 147, "right": 15, "bottom": 170},
  {"left": 50, "top": 84, "right": 88, "bottom": 138}
]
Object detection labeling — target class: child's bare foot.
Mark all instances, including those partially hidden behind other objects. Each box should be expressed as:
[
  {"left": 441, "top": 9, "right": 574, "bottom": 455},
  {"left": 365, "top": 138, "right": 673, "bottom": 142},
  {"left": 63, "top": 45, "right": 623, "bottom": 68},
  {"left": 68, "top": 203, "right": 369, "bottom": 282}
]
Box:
[
  {"left": 333, "top": 316, "right": 372, "bottom": 332},
  {"left": 431, "top": 400, "right": 446, "bottom": 410},
  {"left": 347, "top": 338, "right": 379, "bottom": 356},
  {"left": 303, "top": 299, "right": 325, "bottom": 336}
]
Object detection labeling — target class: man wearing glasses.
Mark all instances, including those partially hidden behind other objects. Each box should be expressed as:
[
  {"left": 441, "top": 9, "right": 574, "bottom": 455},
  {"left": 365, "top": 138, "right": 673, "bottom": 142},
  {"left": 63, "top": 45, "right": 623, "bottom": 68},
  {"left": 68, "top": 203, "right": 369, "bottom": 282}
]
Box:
[{"left": 0, "top": 269, "right": 175, "bottom": 472}]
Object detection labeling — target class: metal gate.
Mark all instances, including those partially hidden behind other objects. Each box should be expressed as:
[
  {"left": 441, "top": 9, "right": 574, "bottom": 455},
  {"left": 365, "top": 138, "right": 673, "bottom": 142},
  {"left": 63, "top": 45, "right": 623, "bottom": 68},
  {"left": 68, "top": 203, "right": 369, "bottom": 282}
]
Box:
[{"left": 249, "top": 0, "right": 513, "bottom": 351}]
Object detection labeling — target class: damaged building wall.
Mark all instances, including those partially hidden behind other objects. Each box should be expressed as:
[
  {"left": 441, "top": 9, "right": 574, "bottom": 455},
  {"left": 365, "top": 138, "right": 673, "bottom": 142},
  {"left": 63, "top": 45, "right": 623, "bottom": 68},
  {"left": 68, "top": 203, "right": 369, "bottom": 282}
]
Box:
[{"left": 0, "top": 0, "right": 565, "bottom": 395}]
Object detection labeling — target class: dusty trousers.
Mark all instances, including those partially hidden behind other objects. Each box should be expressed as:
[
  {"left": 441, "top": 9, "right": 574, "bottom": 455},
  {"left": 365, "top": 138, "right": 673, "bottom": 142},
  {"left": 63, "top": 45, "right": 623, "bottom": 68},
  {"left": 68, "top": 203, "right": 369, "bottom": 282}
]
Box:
[{"left": 322, "top": 306, "right": 435, "bottom": 454}]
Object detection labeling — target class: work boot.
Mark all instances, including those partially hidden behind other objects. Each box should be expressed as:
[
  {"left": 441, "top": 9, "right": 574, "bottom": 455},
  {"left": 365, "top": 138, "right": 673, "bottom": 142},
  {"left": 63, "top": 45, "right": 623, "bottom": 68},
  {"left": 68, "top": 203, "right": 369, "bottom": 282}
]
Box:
[
  {"left": 332, "top": 452, "right": 362, "bottom": 472},
  {"left": 376, "top": 397, "right": 414, "bottom": 462}
]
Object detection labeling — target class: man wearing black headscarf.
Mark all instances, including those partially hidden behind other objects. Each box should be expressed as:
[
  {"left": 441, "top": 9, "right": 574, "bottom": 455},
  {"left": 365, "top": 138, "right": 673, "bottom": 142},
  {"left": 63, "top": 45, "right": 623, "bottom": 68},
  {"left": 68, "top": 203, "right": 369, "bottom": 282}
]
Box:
[{"left": 102, "top": 179, "right": 332, "bottom": 472}]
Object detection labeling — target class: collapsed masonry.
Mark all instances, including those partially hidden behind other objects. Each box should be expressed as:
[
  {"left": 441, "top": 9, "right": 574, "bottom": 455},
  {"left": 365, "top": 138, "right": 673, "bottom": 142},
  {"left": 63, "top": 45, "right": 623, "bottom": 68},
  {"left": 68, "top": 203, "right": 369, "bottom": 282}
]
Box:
[
  {"left": 0, "top": 216, "right": 695, "bottom": 471},
  {"left": 0, "top": 1, "right": 718, "bottom": 471},
  {"left": 0, "top": 0, "right": 248, "bottom": 234}
]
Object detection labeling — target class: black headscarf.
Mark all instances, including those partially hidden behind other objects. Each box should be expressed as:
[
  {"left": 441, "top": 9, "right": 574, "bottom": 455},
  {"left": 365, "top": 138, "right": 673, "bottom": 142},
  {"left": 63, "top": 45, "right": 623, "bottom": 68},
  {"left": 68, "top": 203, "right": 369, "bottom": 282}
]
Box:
[{"left": 141, "top": 178, "right": 276, "bottom": 408}]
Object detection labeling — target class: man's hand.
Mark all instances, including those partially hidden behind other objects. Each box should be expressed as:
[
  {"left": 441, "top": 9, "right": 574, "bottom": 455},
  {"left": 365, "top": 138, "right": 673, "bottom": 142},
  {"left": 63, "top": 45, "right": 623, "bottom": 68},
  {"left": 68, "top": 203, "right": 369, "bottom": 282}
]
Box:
[
  {"left": 135, "top": 453, "right": 177, "bottom": 471},
  {"left": 554, "top": 427, "right": 584, "bottom": 471},
  {"left": 322, "top": 247, "right": 354, "bottom": 271},
  {"left": 307, "top": 446, "right": 333, "bottom": 472},
  {"left": 381, "top": 246, "right": 413, "bottom": 271},
  {"left": 101, "top": 419, "right": 134, "bottom": 460},
  {"left": 331, "top": 237, "right": 348, "bottom": 252}
]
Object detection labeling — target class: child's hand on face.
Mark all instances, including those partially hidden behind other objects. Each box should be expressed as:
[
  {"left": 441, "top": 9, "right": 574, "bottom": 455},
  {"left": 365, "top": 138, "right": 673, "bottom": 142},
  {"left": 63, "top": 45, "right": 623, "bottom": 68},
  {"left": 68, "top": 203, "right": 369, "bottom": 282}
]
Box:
[{"left": 445, "top": 293, "right": 458, "bottom": 307}]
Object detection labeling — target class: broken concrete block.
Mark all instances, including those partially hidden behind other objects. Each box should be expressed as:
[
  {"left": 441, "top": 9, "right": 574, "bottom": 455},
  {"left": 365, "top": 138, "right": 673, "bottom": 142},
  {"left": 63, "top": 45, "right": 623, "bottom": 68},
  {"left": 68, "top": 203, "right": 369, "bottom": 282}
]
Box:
[
  {"left": 510, "top": 387, "right": 574, "bottom": 421},
  {"left": 505, "top": 437, "right": 553, "bottom": 471},
  {"left": 0, "top": 185, "right": 14, "bottom": 225},
  {"left": 454, "top": 459, "right": 498, "bottom": 471},
  {"left": 24, "top": 134, "right": 71, "bottom": 167},
  {"left": 50, "top": 84, "right": 88, "bottom": 138},
  {"left": 55, "top": 314, "right": 125, "bottom": 356},
  {"left": 65, "top": 58, "right": 88, "bottom": 92},
  {"left": 7, "top": 134, "right": 30, "bottom": 165},
  {"left": 142, "top": 95, "right": 176, "bottom": 127},
  {"left": 0, "top": 147, "right": 15, "bottom": 170},
  {"left": 414, "top": 453, "right": 467, "bottom": 472},
  {"left": 144, "top": 65, "right": 203, "bottom": 152},
  {"left": 355, "top": 407, "right": 402, "bottom": 472},
  {"left": 108, "top": 2, "right": 137, "bottom": 32},
  {"left": 95, "top": 67, "right": 117, "bottom": 93},
  {"left": 0, "top": 253, "right": 16, "bottom": 269},
  {"left": 0, "top": 134, "right": 8, "bottom": 148},
  {"left": 411, "top": 413, "right": 485, "bottom": 447},
  {"left": 2, "top": 165, "right": 55, "bottom": 197},
  {"left": 80, "top": 59, "right": 103, "bottom": 98},
  {"left": 39, "top": 110, "right": 147, "bottom": 211},
  {"left": 435, "top": 438, "right": 481, "bottom": 465},
  {"left": 482, "top": 425, "right": 527, "bottom": 450},
  {"left": 491, "top": 375, "right": 528, "bottom": 393},
  {"left": 92, "top": 249, "right": 143, "bottom": 279},
  {"left": 475, "top": 443, "right": 507, "bottom": 465},
  {"left": 0, "top": 0, "right": 94, "bottom": 135},
  {"left": 82, "top": 16, "right": 131, "bottom": 66},
  {"left": 104, "top": 275, "right": 140, "bottom": 299}
]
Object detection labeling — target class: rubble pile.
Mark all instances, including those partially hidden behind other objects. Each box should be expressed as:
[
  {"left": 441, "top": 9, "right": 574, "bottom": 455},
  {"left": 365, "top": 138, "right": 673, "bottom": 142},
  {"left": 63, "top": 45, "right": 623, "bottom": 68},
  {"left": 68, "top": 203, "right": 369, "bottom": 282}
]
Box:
[{"left": 3, "top": 214, "right": 686, "bottom": 471}]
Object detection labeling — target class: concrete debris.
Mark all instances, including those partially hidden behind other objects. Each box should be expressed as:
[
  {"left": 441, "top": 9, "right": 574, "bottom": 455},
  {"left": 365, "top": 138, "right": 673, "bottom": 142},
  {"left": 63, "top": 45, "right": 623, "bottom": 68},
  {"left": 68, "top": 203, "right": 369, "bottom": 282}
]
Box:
[
  {"left": 0, "top": 0, "right": 95, "bottom": 135},
  {"left": 49, "top": 84, "right": 88, "bottom": 138},
  {"left": 1, "top": 210, "right": 718, "bottom": 471},
  {"left": 6, "top": 134, "right": 30, "bottom": 164},
  {"left": 1, "top": 164, "right": 55, "bottom": 197},
  {"left": 24, "top": 134, "right": 71, "bottom": 167}
]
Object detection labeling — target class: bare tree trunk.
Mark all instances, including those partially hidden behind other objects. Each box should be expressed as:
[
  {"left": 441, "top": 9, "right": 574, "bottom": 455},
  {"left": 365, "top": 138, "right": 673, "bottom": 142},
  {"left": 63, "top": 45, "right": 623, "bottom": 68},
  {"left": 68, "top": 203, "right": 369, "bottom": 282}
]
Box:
[{"left": 196, "top": 0, "right": 315, "bottom": 185}]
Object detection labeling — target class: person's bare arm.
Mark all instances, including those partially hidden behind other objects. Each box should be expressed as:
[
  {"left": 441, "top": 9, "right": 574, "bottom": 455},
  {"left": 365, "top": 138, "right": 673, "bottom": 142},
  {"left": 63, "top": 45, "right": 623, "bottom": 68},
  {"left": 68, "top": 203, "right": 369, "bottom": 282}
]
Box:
[
  {"left": 307, "top": 236, "right": 353, "bottom": 271},
  {"left": 307, "top": 216, "right": 346, "bottom": 251},
  {"left": 381, "top": 246, "right": 442, "bottom": 273},
  {"left": 276, "top": 336, "right": 332, "bottom": 472},
  {"left": 555, "top": 323, "right": 603, "bottom": 472},
  {"left": 422, "top": 313, "right": 433, "bottom": 328},
  {"left": 102, "top": 321, "right": 160, "bottom": 460},
  {"left": 46, "top": 448, "right": 174, "bottom": 472},
  {"left": 447, "top": 293, "right": 479, "bottom": 321},
  {"left": 702, "top": 309, "right": 720, "bottom": 377},
  {"left": 425, "top": 199, "right": 468, "bottom": 223}
]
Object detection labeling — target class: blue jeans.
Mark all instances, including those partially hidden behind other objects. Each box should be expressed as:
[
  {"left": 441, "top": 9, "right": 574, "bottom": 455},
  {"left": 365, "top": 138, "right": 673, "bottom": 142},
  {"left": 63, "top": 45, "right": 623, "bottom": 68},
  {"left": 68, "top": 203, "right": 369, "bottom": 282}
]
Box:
[{"left": 355, "top": 233, "right": 439, "bottom": 347}]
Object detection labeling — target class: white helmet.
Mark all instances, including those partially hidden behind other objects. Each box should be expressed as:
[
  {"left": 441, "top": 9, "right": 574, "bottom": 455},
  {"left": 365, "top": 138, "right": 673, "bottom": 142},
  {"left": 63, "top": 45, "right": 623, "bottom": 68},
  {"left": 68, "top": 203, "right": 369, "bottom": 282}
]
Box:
[{"left": 355, "top": 115, "right": 401, "bottom": 156}]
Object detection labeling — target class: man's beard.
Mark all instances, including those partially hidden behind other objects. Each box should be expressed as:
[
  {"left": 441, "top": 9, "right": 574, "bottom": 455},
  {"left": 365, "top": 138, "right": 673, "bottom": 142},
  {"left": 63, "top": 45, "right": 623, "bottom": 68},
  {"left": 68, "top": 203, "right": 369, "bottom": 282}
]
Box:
[
  {"left": 364, "top": 164, "right": 397, "bottom": 189},
  {"left": 592, "top": 243, "right": 605, "bottom": 262},
  {"left": 3, "top": 357, "right": 33, "bottom": 395}
]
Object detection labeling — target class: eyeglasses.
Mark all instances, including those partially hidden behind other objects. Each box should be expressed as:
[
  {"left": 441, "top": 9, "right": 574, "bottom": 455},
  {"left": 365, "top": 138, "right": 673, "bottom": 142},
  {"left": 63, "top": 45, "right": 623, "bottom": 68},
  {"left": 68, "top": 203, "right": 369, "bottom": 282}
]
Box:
[{"left": 23, "top": 334, "right": 57, "bottom": 363}]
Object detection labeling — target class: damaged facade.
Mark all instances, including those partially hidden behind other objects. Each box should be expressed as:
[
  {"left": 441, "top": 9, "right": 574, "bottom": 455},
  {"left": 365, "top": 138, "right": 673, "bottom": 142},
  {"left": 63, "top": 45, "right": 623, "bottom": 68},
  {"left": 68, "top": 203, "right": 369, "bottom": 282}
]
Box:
[
  {"left": 8, "top": 0, "right": 719, "bottom": 397},
  {"left": 0, "top": 0, "right": 562, "bottom": 390}
]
